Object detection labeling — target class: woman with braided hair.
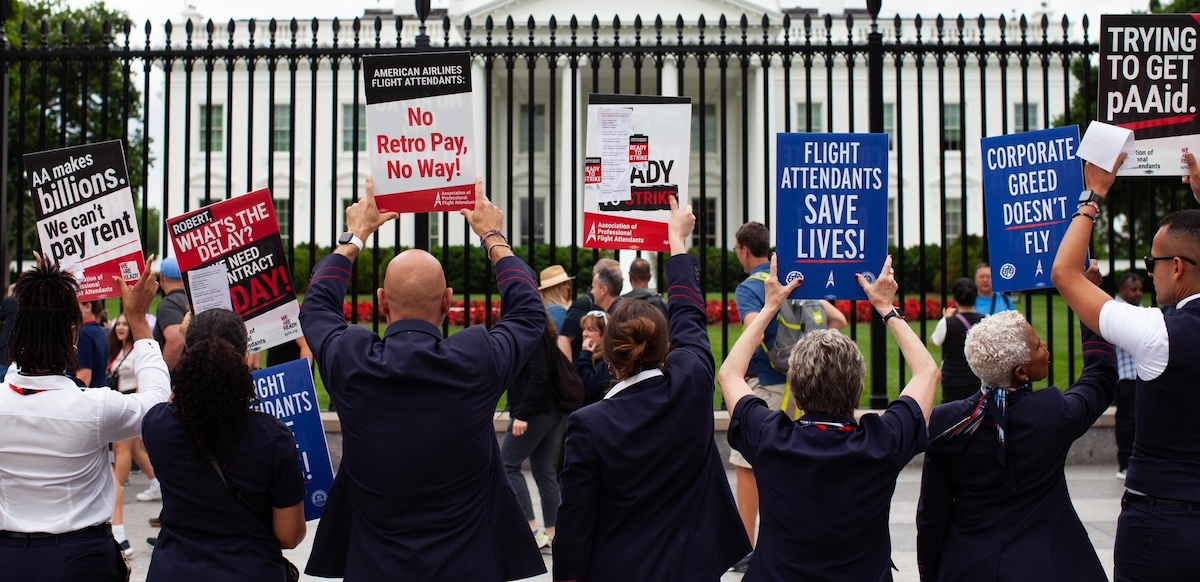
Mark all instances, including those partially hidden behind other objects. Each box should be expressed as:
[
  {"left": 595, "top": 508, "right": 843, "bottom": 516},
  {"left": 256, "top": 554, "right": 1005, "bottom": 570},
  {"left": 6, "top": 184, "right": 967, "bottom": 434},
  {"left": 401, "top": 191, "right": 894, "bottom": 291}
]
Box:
[{"left": 143, "top": 308, "right": 306, "bottom": 581}]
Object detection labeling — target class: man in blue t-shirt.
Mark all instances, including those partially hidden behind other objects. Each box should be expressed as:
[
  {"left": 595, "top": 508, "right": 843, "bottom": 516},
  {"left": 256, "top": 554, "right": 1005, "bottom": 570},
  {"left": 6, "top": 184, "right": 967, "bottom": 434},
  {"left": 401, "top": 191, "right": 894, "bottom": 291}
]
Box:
[
  {"left": 974, "top": 263, "right": 1016, "bottom": 316},
  {"left": 75, "top": 300, "right": 109, "bottom": 387}
]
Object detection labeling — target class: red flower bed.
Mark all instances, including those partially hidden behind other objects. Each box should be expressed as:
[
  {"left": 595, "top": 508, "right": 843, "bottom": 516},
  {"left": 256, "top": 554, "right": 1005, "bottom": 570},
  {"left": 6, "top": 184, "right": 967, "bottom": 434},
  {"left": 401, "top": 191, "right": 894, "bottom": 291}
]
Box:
[{"left": 706, "top": 299, "right": 740, "bottom": 324}]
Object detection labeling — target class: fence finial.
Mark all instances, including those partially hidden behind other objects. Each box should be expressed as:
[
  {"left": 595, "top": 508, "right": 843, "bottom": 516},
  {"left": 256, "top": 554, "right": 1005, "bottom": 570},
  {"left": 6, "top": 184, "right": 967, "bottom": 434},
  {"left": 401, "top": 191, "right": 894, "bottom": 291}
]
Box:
[{"left": 416, "top": 0, "right": 432, "bottom": 47}]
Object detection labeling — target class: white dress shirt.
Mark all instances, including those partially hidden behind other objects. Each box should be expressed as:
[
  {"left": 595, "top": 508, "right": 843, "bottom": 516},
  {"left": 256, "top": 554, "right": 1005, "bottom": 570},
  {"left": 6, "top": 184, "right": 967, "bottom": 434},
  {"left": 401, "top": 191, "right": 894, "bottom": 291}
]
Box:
[
  {"left": 1099, "top": 293, "right": 1200, "bottom": 382},
  {"left": 0, "top": 338, "right": 170, "bottom": 534}
]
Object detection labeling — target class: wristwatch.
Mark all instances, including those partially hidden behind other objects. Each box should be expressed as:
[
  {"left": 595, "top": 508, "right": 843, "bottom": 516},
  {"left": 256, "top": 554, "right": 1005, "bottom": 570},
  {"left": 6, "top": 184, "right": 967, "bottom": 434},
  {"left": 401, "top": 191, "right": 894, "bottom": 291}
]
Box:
[
  {"left": 881, "top": 307, "right": 905, "bottom": 324},
  {"left": 337, "top": 231, "right": 365, "bottom": 251},
  {"left": 1078, "top": 189, "right": 1104, "bottom": 206}
]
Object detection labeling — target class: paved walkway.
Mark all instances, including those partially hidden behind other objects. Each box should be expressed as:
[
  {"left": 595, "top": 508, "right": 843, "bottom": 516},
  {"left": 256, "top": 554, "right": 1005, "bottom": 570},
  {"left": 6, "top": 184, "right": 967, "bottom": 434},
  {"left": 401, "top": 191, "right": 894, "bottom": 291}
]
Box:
[{"left": 121, "top": 463, "right": 1125, "bottom": 581}]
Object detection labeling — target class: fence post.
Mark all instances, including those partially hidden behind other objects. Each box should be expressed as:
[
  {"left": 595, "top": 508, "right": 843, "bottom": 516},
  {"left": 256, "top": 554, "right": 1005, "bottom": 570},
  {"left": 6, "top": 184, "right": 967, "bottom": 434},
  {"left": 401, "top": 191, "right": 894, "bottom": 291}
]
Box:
[
  {"left": 867, "top": 0, "right": 888, "bottom": 408},
  {"left": 412, "top": 0, "right": 432, "bottom": 251}
]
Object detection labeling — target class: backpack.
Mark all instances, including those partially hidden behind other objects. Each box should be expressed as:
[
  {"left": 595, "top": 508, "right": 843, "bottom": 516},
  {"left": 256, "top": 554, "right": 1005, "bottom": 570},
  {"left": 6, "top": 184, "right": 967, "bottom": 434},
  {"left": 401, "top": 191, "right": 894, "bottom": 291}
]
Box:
[
  {"left": 545, "top": 331, "right": 585, "bottom": 413},
  {"left": 768, "top": 299, "right": 829, "bottom": 372}
]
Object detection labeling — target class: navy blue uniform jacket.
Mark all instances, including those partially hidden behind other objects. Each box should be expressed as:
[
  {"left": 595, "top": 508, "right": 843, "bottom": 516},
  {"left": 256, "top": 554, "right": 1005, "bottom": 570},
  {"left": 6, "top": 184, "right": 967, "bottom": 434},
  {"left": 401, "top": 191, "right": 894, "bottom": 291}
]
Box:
[
  {"left": 300, "top": 254, "right": 547, "bottom": 581},
  {"left": 916, "top": 325, "right": 1116, "bottom": 581},
  {"left": 552, "top": 254, "right": 751, "bottom": 581}
]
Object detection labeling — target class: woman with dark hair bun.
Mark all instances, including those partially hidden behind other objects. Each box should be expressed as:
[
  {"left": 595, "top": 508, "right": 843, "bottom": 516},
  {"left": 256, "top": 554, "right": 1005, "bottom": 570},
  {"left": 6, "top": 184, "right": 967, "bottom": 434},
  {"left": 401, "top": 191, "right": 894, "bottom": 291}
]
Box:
[
  {"left": 553, "top": 197, "right": 750, "bottom": 581},
  {"left": 143, "top": 308, "right": 306, "bottom": 581}
]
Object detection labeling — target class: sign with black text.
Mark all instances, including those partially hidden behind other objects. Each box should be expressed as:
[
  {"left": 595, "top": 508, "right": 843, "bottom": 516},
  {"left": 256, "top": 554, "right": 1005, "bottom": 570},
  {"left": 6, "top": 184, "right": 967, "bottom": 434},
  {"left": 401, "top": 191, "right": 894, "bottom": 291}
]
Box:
[
  {"left": 364, "top": 51, "right": 476, "bottom": 213},
  {"left": 253, "top": 359, "right": 333, "bottom": 521},
  {"left": 981, "top": 126, "right": 1083, "bottom": 292},
  {"left": 1099, "top": 14, "right": 1200, "bottom": 175},
  {"left": 166, "top": 189, "right": 301, "bottom": 353},
  {"left": 24, "top": 140, "right": 144, "bottom": 301},
  {"left": 775, "top": 133, "right": 888, "bottom": 301}
]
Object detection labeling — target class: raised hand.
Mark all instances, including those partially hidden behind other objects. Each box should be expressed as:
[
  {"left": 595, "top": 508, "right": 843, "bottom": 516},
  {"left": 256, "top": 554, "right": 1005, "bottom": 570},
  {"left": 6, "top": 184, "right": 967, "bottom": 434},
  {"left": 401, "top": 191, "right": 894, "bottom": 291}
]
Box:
[
  {"left": 858, "top": 255, "right": 898, "bottom": 317},
  {"left": 345, "top": 176, "right": 400, "bottom": 241},
  {"left": 764, "top": 253, "right": 802, "bottom": 312},
  {"left": 460, "top": 178, "right": 505, "bottom": 237}
]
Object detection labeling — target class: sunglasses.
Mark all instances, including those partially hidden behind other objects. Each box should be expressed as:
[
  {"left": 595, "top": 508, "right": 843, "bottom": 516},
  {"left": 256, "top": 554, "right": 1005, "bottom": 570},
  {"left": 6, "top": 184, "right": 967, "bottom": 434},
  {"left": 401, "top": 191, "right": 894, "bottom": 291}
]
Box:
[
  {"left": 1143, "top": 255, "right": 1197, "bottom": 276},
  {"left": 585, "top": 309, "right": 609, "bottom": 323}
]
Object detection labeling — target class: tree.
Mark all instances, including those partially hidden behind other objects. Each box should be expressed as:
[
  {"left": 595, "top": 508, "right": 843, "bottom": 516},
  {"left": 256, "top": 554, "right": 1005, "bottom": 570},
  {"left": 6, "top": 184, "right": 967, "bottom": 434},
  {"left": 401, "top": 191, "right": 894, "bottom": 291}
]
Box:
[{"left": 3, "top": 0, "right": 152, "bottom": 281}]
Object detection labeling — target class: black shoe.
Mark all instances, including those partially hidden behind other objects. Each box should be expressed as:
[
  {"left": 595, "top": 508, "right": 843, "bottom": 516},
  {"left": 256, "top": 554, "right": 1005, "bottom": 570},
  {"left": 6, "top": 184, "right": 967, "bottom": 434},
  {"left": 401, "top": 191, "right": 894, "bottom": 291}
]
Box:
[
  {"left": 730, "top": 551, "right": 753, "bottom": 573},
  {"left": 148, "top": 516, "right": 161, "bottom": 528},
  {"left": 146, "top": 537, "right": 157, "bottom": 547}
]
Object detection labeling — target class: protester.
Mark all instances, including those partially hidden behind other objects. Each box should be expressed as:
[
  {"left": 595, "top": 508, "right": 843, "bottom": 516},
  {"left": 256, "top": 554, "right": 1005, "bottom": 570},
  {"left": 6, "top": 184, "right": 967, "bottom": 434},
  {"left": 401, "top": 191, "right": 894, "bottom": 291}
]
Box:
[
  {"left": 916, "top": 268, "right": 1115, "bottom": 581},
  {"left": 143, "top": 308, "right": 306, "bottom": 580},
  {"left": 300, "top": 178, "right": 547, "bottom": 580},
  {"left": 265, "top": 336, "right": 313, "bottom": 368},
  {"left": 930, "top": 278, "right": 984, "bottom": 402},
  {"left": 539, "top": 264, "right": 574, "bottom": 331},
  {"left": 553, "top": 195, "right": 749, "bottom": 580},
  {"left": 502, "top": 317, "right": 566, "bottom": 549},
  {"left": 557, "top": 258, "right": 620, "bottom": 360},
  {"left": 574, "top": 309, "right": 611, "bottom": 405},
  {"left": 107, "top": 313, "right": 160, "bottom": 556},
  {"left": 1051, "top": 151, "right": 1200, "bottom": 580},
  {"left": 1111, "top": 272, "right": 1142, "bottom": 480},
  {"left": 152, "top": 256, "right": 189, "bottom": 372},
  {"left": 719, "top": 254, "right": 938, "bottom": 581},
  {"left": 974, "top": 263, "right": 1015, "bottom": 316},
  {"left": 0, "top": 256, "right": 166, "bottom": 581},
  {"left": 76, "top": 300, "right": 109, "bottom": 387},
  {"left": 621, "top": 257, "right": 667, "bottom": 315}
]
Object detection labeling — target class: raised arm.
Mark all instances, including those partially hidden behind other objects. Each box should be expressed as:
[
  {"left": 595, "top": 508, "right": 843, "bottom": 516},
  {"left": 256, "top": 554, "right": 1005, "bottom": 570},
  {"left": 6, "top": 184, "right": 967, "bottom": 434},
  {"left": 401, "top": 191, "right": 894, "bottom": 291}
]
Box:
[
  {"left": 1051, "top": 154, "right": 1125, "bottom": 331},
  {"left": 859, "top": 256, "right": 940, "bottom": 424},
  {"left": 663, "top": 194, "right": 710, "bottom": 369},
  {"left": 718, "top": 254, "right": 803, "bottom": 416}
]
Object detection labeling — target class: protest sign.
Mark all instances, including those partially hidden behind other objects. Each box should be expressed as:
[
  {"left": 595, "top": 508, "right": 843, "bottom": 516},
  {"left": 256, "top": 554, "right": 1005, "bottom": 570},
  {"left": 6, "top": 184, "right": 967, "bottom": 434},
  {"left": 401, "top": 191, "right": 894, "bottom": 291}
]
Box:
[
  {"left": 166, "top": 189, "right": 301, "bottom": 353},
  {"left": 1099, "top": 14, "right": 1200, "bottom": 175},
  {"left": 582, "top": 94, "right": 691, "bottom": 252},
  {"left": 981, "top": 127, "right": 1084, "bottom": 293},
  {"left": 775, "top": 133, "right": 888, "bottom": 301},
  {"left": 253, "top": 359, "right": 334, "bottom": 521},
  {"left": 24, "top": 140, "right": 144, "bottom": 301},
  {"left": 364, "top": 51, "right": 475, "bottom": 213}
]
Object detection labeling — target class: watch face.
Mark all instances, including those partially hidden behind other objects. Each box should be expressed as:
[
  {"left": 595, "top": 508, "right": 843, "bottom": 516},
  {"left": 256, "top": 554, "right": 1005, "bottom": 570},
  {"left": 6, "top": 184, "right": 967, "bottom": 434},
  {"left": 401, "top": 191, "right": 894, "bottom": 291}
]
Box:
[
  {"left": 1078, "top": 190, "right": 1096, "bottom": 203},
  {"left": 338, "top": 232, "right": 352, "bottom": 244}
]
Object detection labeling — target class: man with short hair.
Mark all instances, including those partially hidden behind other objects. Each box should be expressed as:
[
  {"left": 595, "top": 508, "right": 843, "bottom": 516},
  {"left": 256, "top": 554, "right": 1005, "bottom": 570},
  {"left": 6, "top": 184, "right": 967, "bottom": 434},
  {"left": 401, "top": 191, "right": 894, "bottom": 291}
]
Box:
[
  {"left": 1112, "top": 272, "right": 1142, "bottom": 480},
  {"left": 152, "top": 257, "right": 189, "bottom": 371},
  {"left": 76, "top": 300, "right": 109, "bottom": 387},
  {"left": 974, "top": 263, "right": 1016, "bottom": 316},
  {"left": 300, "top": 178, "right": 547, "bottom": 580},
  {"left": 622, "top": 257, "right": 667, "bottom": 316},
  {"left": 557, "top": 258, "right": 620, "bottom": 360}
]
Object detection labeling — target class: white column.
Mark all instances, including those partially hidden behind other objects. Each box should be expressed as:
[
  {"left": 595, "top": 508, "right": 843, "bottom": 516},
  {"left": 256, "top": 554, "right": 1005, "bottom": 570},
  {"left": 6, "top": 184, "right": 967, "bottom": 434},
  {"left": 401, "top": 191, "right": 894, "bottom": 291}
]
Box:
[
  {"left": 747, "top": 62, "right": 767, "bottom": 226},
  {"left": 661, "top": 59, "right": 679, "bottom": 97},
  {"left": 557, "top": 59, "right": 581, "bottom": 249}
]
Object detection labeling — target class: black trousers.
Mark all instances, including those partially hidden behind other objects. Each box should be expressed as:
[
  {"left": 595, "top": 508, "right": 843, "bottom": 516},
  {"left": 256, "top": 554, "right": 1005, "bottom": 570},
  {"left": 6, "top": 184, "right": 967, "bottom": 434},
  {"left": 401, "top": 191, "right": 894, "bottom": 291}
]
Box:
[
  {"left": 1115, "top": 494, "right": 1200, "bottom": 581},
  {"left": 0, "top": 523, "right": 126, "bottom": 582},
  {"left": 1115, "top": 379, "right": 1136, "bottom": 471}
]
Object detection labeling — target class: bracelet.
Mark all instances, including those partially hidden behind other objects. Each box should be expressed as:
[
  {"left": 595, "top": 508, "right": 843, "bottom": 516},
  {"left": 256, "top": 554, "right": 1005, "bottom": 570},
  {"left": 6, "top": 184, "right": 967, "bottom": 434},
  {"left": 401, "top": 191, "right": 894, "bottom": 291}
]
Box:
[
  {"left": 1078, "top": 200, "right": 1101, "bottom": 214},
  {"left": 479, "top": 230, "right": 505, "bottom": 247},
  {"left": 486, "top": 242, "right": 511, "bottom": 260},
  {"left": 1070, "top": 211, "right": 1098, "bottom": 223}
]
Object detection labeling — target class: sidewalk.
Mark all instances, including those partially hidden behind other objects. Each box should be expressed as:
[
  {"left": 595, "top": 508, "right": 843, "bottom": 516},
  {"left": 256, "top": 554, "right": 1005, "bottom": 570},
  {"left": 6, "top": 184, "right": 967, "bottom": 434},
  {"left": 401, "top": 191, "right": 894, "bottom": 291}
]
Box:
[{"left": 121, "top": 463, "right": 1124, "bottom": 581}]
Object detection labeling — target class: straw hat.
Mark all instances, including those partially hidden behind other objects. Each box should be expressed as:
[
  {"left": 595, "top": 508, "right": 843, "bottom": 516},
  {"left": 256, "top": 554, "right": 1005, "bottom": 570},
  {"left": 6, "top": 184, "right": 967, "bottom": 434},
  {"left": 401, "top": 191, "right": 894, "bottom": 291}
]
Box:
[{"left": 538, "top": 265, "right": 574, "bottom": 290}]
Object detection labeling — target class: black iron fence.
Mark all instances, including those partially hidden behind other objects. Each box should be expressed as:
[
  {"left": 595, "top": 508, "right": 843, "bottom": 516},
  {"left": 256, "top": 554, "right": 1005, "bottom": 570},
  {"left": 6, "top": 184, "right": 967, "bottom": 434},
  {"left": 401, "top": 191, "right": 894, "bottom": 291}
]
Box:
[{"left": 2, "top": 2, "right": 1190, "bottom": 405}]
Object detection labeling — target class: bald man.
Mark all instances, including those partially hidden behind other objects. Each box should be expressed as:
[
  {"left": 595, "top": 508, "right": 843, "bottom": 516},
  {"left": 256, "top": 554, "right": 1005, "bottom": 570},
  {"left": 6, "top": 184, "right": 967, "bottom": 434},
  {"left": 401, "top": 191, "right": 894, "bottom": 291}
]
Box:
[{"left": 299, "top": 178, "right": 547, "bottom": 581}]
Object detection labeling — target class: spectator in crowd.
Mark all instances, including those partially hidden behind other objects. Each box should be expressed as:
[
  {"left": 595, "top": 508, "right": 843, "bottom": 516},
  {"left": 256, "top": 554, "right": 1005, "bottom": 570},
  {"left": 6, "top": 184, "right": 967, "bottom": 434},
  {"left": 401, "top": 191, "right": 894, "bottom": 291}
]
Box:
[
  {"left": 557, "top": 258, "right": 620, "bottom": 360},
  {"left": 300, "top": 178, "right": 547, "bottom": 580},
  {"left": 538, "top": 264, "right": 574, "bottom": 331},
  {"left": 1111, "top": 272, "right": 1142, "bottom": 480},
  {"left": 974, "top": 263, "right": 1015, "bottom": 316},
  {"left": 76, "top": 300, "right": 108, "bottom": 387},
  {"left": 916, "top": 268, "right": 1115, "bottom": 581},
  {"left": 554, "top": 195, "right": 749, "bottom": 581},
  {"left": 930, "top": 278, "right": 984, "bottom": 402},
  {"left": 1052, "top": 152, "right": 1200, "bottom": 580},
  {"left": 0, "top": 257, "right": 166, "bottom": 581},
  {"left": 502, "top": 316, "right": 566, "bottom": 550},
  {"left": 143, "top": 308, "right": 306, "bottom": 580},
  {"left": 152, "top": 256, "right": 189, "bottom": 372},
  {"left": 0, "top": 284, "right": 18, "bottom": 366},
  {"left": 720, "top": 255, "right": 938, "bottom": 580},
  {"left": 574, "top": 309, "right": 611, "bottom": 405},
  {"left": 107, "top": 312, "right": 160, "bottom": 555},
  {"left": 621, "top": 257, "right": 667, "bottom": 315},
  {"left": 265, "top": 336, "right": 313, "bottom": 369}
]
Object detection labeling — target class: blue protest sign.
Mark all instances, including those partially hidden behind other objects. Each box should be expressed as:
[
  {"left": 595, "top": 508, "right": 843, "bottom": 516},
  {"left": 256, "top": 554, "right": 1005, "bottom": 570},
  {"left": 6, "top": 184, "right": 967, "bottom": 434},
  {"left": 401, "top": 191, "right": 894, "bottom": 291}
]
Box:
[
  {"left": 253, "top": 359, "right": 334, "bottom": 521},
  {"left": 980, "top": 126, "right": 1082, "bottom": 293},
  {"left": 776, "top": 133, "right": 889, "bottom": 301}
]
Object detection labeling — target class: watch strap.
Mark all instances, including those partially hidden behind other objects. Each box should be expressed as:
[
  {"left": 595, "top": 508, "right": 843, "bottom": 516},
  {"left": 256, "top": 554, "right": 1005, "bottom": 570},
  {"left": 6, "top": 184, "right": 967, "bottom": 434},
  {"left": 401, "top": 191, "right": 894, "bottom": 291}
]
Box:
[{"left": 339, "top": 232, "right": 365, "bottom": 251}]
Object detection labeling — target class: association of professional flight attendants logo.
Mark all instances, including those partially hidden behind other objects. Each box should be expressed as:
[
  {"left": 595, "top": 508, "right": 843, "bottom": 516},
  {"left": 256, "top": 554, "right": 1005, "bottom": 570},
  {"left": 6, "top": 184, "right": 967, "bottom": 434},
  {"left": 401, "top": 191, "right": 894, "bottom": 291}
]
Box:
[
  {"left": 1000, "top": 263, "right": 1017, "bottom": 280},
  {"left": 586, "top": 223, "right": 597, "bottom": 243}
]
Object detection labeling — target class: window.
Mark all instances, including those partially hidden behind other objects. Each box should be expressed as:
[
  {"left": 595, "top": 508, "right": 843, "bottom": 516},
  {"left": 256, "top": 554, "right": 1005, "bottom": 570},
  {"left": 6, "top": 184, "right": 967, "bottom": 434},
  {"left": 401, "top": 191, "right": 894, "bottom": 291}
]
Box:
[
  {"left": 519, "top": 104, "right": 546, "bottom": 153},
  {"left": 882, "top": 103, "right": 895, "bottom": 151},
  {"left": 343, "top": 104, "right": 367, "bottom": 152},
  {"left": 942, "top": 103, "right": 961, "bottom": 151},
  {"left": 797, "top": 102, "right": 824, "bottom": 133},
  {"left": 198, "top": 105, "right": 223, "bottom": 153},
  {"left": 944, "top": 197, "right": 962, "bottom": 241},
  {"left": 430, "top": 215, "right": 442, "bottom": 248},
  {"left": 272, "top": 104, "right": 292, "bottom": 152},
  {"left": 1012, "top": 102, "right": 1039, "bottom": 132},
  {"left": 273, "top": 198, "right": 291, "bottom": 246},
  {"left": 691, "top": 197, "right": 717, "bottom": 248},
  {"left": 517, "top": 197, "right": 547, "bottom": 245},
  {"left": 692, "top": 104, "right": 717, "bottom": 153}
]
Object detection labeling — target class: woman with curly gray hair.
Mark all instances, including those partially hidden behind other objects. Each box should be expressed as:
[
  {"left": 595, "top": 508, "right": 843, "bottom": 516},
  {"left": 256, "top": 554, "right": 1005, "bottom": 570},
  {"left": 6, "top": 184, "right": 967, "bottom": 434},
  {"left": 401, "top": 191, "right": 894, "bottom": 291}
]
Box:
[{"left": 917, "top": 265, "right": 1117, "bottom": 581}]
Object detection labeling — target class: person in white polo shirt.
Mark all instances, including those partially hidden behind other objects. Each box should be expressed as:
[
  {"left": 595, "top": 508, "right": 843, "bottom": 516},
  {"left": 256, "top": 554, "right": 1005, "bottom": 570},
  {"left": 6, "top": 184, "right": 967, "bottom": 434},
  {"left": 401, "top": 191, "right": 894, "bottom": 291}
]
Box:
[{"left": 0, "top": 256, "right": 167, "bottom": 580}]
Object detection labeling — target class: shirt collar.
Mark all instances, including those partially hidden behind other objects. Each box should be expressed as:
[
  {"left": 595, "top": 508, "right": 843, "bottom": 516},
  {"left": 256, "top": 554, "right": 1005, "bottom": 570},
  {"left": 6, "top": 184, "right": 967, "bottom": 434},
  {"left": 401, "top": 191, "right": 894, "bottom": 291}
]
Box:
[
  {"left": 4, "top": 367, "right": 80, "bottom": 392},
  {"left": 604, "top": 368, "right": 664, "bottom": 400},
  {"left": 1176, "top": 293, "right": 1200, "bottom": 309}
]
